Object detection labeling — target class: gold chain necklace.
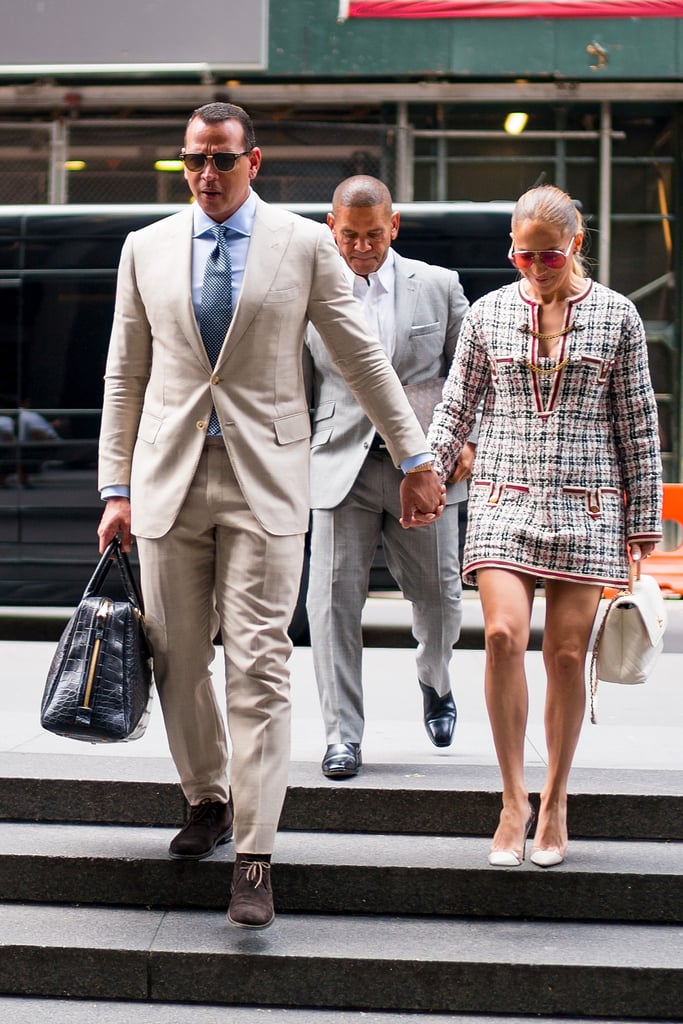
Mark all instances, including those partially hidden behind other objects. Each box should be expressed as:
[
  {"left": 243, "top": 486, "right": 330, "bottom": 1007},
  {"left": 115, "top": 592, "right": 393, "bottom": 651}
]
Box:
[
  {"left": 525, "top": 357, "right": 569, "bottom": 376},
  {"left": 525, "top": 314, "right": 574, "bottom": 374},
  {"left": 526, "top": 321, "right": 575, "bottom": 341}
]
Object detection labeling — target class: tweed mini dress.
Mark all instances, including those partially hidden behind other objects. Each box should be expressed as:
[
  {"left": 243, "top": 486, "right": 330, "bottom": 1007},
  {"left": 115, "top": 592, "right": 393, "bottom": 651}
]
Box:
[{"left": 428, "top": 280, "right": 662, "bottom": 589}]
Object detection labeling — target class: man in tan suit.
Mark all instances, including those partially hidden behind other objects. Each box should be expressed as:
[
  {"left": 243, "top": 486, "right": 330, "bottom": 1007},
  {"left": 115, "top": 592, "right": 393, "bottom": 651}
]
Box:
[{"left": 97, "top": 103, "right": 442, "bottom": 929}]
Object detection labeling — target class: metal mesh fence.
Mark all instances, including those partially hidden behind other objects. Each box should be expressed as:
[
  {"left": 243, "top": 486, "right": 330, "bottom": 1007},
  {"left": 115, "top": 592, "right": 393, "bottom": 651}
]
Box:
[
  {"left": 0, "top": 118, "right": 397, "bottom": 205},
  {"left": 0, "top": 123, "right": 54, "bottom": 203}
]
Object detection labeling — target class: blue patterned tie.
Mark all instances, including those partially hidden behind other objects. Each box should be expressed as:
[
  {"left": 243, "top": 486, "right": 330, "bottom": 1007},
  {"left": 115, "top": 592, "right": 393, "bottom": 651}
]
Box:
[{"left": 199, "top": 225, "right": 233, "bottom": 434}]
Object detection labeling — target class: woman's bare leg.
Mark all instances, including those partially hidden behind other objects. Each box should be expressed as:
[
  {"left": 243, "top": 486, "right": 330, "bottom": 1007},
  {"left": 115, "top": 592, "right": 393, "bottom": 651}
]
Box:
[
  {"left": 535, "top": 579, "right": 603, "bottom": 859},
  {"left": 478, "top": 568, "right": 536, "bottom": 859}
]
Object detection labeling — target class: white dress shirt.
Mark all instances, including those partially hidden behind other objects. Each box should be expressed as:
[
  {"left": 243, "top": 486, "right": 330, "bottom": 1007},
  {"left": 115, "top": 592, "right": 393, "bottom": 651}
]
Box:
[
  {"left": 346, "top": 249, "right": 396, "bottom": 359},
  {"left": 342, "top": 248, "right": 431, "bottom": 471}
]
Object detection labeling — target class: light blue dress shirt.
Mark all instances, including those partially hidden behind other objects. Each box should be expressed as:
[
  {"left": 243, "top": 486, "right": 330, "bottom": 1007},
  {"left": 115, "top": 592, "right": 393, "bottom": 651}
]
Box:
[{"left": 191, "top": 189, "right": 257, "bottom": 320}]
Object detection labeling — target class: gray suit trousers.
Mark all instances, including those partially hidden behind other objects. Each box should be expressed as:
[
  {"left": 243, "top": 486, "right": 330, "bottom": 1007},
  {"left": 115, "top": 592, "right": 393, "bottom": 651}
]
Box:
[{"left": 307, "top": 450, "right": 462, "bottom": 745}]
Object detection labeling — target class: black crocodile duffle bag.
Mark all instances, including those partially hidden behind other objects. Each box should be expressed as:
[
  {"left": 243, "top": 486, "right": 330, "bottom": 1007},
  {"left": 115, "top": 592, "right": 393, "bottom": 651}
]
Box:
[{"left": 40, "top": 537, "right": 153, "bottom": 742}]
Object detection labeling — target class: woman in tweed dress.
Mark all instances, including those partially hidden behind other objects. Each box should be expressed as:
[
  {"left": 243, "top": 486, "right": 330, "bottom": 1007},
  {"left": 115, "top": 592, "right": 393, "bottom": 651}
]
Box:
[{"left": 426, "top": 185, "right": 662, "bottom": 867}]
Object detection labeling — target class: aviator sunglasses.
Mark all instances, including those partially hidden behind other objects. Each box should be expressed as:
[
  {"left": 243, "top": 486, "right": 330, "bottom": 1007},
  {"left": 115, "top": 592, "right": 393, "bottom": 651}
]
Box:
[
  {"left": 507, "top": 236, "right": 576, "bottom": 271},
  {"left": 180, "top": 150, "right": 252, "bottom": 173}
]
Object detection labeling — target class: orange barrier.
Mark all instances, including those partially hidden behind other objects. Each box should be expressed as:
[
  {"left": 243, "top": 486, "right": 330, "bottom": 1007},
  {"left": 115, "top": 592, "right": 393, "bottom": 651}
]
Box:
[
  {"left": 602, "top": 484, "right": 683, "bottom": 599},
  {"left": 646, "top": 483, "right": 683, "bottom": 597}
]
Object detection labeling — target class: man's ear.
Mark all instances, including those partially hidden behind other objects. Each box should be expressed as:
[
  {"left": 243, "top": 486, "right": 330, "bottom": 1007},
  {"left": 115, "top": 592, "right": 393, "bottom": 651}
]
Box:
[{"left": 326, "top": 212, "right": 335, "bottom": 234}]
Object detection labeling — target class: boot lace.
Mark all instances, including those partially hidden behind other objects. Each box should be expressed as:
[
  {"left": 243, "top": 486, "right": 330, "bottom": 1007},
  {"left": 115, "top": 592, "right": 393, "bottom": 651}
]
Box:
[{"left": 241, "top": 860, "right": 270, "bottom": 888}]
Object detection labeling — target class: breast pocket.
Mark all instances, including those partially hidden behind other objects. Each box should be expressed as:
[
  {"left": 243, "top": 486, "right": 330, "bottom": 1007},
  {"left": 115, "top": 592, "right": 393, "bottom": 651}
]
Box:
[
  {"left": 409, "top": 321, "right": 441, "bottom": 338},
  {"left": 262, "top": 286, "right": 300, "bottom": 305}
]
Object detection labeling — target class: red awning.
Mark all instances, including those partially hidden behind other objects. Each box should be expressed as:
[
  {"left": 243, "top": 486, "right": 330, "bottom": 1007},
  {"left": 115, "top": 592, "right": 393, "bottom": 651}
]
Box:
[{"left": 339, "top": 1, "right": 683, "bottom": 18}]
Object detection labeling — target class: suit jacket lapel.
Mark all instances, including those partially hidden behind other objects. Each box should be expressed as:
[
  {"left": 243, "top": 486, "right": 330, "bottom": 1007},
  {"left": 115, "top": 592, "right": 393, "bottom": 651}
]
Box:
[
  {"left": 215, "top": 197, "right": 293, "bottom": 367},
  {"left": 393, "top": 252, "right": 418, "bottom": 370},
  {"left": 170, "top": 207, "right": 212, "bottom": 370}
]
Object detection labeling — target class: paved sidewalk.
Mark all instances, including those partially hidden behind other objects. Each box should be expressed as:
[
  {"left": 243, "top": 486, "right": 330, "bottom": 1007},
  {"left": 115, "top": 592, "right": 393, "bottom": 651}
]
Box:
[{"left": 2, "top": 594, "right": 682, "bottom": 775}]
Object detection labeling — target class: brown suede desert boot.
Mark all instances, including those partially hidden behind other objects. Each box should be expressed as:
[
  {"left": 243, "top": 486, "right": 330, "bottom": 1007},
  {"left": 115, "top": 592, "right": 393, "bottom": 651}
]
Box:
[
  {"left": 168, "top": 798, "right": 233, "bottom": 860},
  {"left": 227, "top": 856, "right": 274, "bottom": 929}
]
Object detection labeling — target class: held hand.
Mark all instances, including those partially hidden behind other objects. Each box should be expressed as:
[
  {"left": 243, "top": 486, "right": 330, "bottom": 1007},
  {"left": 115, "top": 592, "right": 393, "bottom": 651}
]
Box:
[
  {"left": 97, "top": 497, "right": 132, "bottom": 554},
  {"left": 448, "top": 441, "right": 476, "bottom": 484},
  {"left": 399, "top": 470, "right": 446, "bottom": 529},
  {"left": 629, "top": 541, "right": 656, "bottom": 562}
]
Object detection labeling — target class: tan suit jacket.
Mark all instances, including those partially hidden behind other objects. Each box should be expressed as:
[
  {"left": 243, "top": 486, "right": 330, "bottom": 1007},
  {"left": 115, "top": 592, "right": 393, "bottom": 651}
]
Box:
[{"left": 98, "top": 197, "right": 428, "bottom": 537}]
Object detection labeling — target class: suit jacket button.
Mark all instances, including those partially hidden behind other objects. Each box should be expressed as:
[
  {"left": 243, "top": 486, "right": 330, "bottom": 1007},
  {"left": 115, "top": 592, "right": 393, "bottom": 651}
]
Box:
[
  {"left": 196, "top": 420, "right": 206, "bottom": 430},
  {"left": 211, "top": 375, "right": 222, "bottom": 384}
]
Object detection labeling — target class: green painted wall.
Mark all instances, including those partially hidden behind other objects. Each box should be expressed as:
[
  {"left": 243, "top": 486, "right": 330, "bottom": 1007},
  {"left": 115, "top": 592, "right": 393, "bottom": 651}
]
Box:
[{"left": 266, "top": 0, "right": 683, "bottom": 80}]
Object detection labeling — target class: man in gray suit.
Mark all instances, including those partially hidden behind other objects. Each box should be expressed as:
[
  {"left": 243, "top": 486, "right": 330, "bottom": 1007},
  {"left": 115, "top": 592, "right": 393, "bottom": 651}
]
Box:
[
  {"left": 97, "top": 108, "right": 444, "bottom": 930},
  {"left": 305, "top": 175, "right": 473, "bottom": 779}
]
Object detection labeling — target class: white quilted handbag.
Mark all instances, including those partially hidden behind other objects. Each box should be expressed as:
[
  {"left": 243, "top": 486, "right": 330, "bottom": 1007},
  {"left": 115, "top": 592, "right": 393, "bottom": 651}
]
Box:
[{"left": 590, "top": 562, "right": 667, "bottom": 723}]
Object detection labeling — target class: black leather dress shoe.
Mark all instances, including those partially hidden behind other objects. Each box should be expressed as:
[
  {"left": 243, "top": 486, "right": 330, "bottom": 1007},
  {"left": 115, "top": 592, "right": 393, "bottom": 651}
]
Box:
[
  {"left": 321, "top": 742, "right": 362, "bottom": 778},
  {"left": 419, "top": 681, "right": 457, "bottom": 747}
]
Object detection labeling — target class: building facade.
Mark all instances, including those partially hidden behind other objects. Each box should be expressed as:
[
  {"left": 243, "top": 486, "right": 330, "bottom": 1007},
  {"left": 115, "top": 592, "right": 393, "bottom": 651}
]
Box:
[{"left": 0, "top": 0, "right": 680, "bottom": 477}]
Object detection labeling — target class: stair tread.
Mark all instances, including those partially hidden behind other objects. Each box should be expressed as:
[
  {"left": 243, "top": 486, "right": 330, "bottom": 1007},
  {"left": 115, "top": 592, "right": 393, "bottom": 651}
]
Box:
[
  {"left": 2, "top": 751, "right": 683, "bottom": 795},
  {"left": 2, "top": 902, "right": 683, "bottom": 967},
  {"left": 2, "top": 821, "right": 682, "bottom": 874},
  {"left": 0, "top": 998, "right": 640, "bottom": 1024}
]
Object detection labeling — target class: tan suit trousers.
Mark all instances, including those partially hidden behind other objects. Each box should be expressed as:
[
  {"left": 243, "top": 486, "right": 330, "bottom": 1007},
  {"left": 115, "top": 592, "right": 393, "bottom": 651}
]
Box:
[{"left": 136, "top": 439, "right": 304, "bottom": 853}]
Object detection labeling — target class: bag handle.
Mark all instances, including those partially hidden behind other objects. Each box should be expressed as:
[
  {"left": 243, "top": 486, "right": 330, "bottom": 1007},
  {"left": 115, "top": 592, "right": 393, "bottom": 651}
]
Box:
[
  {"left": 628, "top": 559, "right": 641, "bottom": 592},
  {"left": 82, "top": 537, "right": 145, "bottom": 614}
]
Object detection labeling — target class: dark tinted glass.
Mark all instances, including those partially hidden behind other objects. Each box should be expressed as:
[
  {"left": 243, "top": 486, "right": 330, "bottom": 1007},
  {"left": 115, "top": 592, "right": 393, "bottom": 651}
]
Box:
[
  {"left": 0, "top": 280, "right": 19, "bottom": 403},
  {"left": 20, "top": 277, "right": 112, "bottom": 416},
  {"left": 0, "top": 213, "right": 21, "bottom": 269},
  {"left": 23, "top": 210, "right": 168, "bottom": 270},
  {"left": 393, "top": 206, "right": 516, "bottom": 300},
  {"left": 0, "top": 202, "right": 516, "bottom": 605}
]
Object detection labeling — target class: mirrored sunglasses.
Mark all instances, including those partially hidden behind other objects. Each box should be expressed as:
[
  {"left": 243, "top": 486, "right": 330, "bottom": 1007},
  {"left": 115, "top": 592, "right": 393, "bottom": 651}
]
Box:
[
  {"left": 507, "top": 236, "right": 576, "bottom": 271},
  {"left": 180, "top": 151, "right": 251, "bottom": 173}
]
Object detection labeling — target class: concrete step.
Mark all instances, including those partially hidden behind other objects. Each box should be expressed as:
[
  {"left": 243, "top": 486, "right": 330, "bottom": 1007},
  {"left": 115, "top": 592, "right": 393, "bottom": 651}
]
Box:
[
  {"left": 0, "top": 1002, "right": 632, "bottom": 1024},
  {"left": 2, "top": 822, "right": 682, "bottom": 923},
  {"left": 1, "top": 903, "right": 681, "bottom": 1018},
  {"left": 2, "top": 752, "right": 683, "bottom": 840}
]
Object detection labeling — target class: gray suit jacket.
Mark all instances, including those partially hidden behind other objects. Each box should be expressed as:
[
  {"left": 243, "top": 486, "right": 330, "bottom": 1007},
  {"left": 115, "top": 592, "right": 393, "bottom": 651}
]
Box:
[
  {"left": 98, "top": 198, "right": 429, "bottom": 539},
  {"left": 304, "top": 251, "right": 470, "bottom": 509}
]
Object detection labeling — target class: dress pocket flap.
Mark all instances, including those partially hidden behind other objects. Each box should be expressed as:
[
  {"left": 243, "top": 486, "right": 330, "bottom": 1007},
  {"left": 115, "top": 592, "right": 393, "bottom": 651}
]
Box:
[
  {"left": 311, "top": 428, "right": 333, "bottom": 448},
  {"left": 274, "top": 412, "right": 311, "bottom": 445},
  {"left": 311, "top": 401, "right": 335, "bottom": 424},
  {"left": 137, "top": 411, "right": 162, "bottom": 444}
]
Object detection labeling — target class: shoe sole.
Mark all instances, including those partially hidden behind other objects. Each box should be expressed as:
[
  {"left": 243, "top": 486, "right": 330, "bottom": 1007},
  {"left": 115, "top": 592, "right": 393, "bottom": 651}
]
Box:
[
  {"left": 425, "top": 725, "right": 456, "bottom": 748},
  {"left": 321, "top": 749, "right": 362, "bottom": 779},
  {"left": 322, "top": 766, "right": 360, "bottom": 779},
  {"left": 226, "top": 911, "right": 275, "bottom": 929},
  {"left": 427, "top": 734, "right": 455, "bottom": 748},
  {"left": 168, "top": 829, "right": 233, "bottom": 861}
]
